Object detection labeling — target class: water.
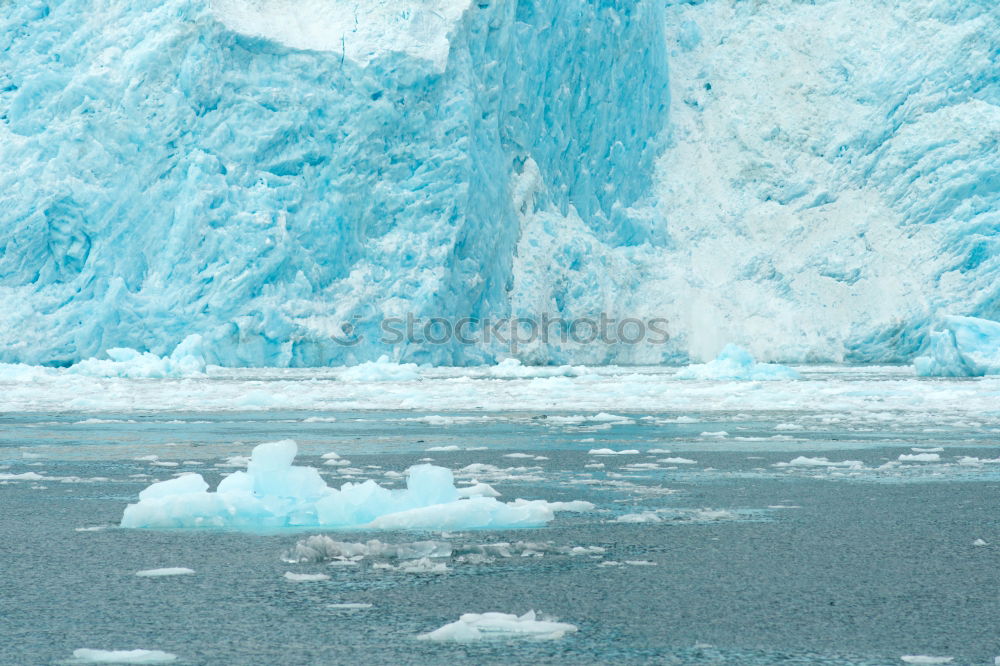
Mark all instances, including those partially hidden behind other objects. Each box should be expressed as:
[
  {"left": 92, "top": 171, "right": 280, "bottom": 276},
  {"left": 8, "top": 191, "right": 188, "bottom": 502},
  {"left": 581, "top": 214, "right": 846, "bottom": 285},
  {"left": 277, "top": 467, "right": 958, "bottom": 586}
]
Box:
[{"left": 3, "top": 406, "right": 1000, "bottom": 664}]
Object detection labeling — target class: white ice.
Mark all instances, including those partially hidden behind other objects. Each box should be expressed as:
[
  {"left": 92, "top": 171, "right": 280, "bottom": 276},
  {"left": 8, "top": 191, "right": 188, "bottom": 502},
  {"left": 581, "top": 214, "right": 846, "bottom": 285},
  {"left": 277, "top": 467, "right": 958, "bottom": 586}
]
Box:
[
  {"left": 417, "top": 610, "right": 577, "bottom": 642},
  {"left": 915, "top": 316, "right": 1000, "bottom": 377},
  {"left": 135, "top": 568, "right": 194, "bottom": 577},
  {"left": 70, "top": 649, "right": 177, "bottom": 664}
]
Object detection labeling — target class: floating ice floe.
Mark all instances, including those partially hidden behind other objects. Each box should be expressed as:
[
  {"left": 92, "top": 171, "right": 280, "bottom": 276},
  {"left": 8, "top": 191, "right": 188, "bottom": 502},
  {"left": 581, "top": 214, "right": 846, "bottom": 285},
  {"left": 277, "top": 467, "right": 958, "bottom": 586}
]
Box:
[
  {"left": 68, "top": 335, "right": 207, "bottom": 379},
  {"left": 418, "top": 610, "right": 578, "bottom": 642},
  {"left": 70, "top": 648, "right": 177, "bottom": 664},
  {"left": 773, "top": 456, "right": 864, "bottom": 468},
  {"left": 914, "top": 315, "right": 1000, "bottom": 377},
  {"left": 675, "top": 345, "right": 801, "bottom": 381},
  {"left": 135, "top": 568, "right": 194, "bottom": 577},
  {"left": 120, "top": 440, "right": 587, "bottom": 530},
  {"left": 658, "top": 457, "right": 697, "bottom": 465},
  {"left": 898, "top": 453, "right": 941, "bottom": 462},
  {"left": 339, "top": 356, "right": 421, "bottom": 382},
  {"left": 588, "top": 448, "right": 640, "bottom": 456},
  {"left": 900, "top": 657, "right": 953, "bottom": 664},
  {"left": 284, "top": 572, "right": 330, "bottom": 582}
]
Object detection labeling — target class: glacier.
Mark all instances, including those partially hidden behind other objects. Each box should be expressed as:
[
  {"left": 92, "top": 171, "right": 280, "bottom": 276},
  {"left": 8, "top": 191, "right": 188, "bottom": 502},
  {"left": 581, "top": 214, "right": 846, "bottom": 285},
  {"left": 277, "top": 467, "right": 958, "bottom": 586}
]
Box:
[
  {"left": 0, "top": 0, "right": 997, "bottom": 367},
  {"left": 120, "top": 439, "right": 587, "bottom": 530}
]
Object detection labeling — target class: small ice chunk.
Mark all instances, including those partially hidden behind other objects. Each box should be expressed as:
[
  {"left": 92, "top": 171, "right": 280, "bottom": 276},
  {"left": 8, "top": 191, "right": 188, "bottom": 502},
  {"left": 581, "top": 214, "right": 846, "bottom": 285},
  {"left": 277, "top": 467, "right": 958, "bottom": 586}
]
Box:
[
  {"left": 911, "top": 447, "right": 944, "bottom": 453},
  {"left": 418, "top": 610, "right": 577, "bottom": 642},
  {"left": 70, "top": 648, "right": 177, "bottom": 664},
  {"left": 588, "top": 449, "right": 639, "bottom": 456},
  {"left": 658, "top": 457, "right": 697, "bottom": 465},
  {"left": 615, "top": 512, "right": 662, "bottom": 523},
  {"left": 283, "top": 572, "right": 330, "bottom": 582},
  {"left": 503, "top": 453, "right": 534, "bottom": 458},
  {"left": 426, "top": 446, "right": 461, "bottom": 452},
  {"left": 675, "top": 344, "right": 800, "bottom": 381},
  {"left": 135, "top": 568, "right": 194, "bottom": 577},
  {"left": 700, "top": 431, "right": 728, "bottom": 439},
  {"left": 456, "top": 482, "right": 501, "bottom": 499},
  {"left": 898, "top": 453, "right": 941, "bottom": 462},
  {"left": 625, "top": 560, "right": 657, "bottom": 566},
  {"left": 774, "top": 457, "right": 863, "bottom": 468},
  {"left": 328, "top": 603, "right": 372, "bottom": 610},
  {"left": 900, "top": 657, "right": 953, "bottom": 664},
  {"left": 973, "top": 539, "right": 988, "bottom": 547}
]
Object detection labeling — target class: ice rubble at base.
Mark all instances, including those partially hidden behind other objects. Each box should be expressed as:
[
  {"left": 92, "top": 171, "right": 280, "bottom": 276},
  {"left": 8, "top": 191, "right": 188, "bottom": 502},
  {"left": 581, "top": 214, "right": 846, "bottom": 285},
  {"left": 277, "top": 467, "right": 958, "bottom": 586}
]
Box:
[
  {"left": 70, "top": 649, "right": 177, "bottom": 664},
  {"left": 675, "top": 345, "right": 800, "bottom": 381},
  {"left": 68, "top": 335, "right": 208, "bottom": 379},
  {"left": 417, "top": 610, "right": 578, "bottom": 642},
  {"left": 338, "top": 356, "right": 421, "bottom": 382},
  {"left": 914, "top": 316, "right": 1000, "bottom": 377},
  {"left": 120, "top": 440, "right": 588, "bottom": 530}
]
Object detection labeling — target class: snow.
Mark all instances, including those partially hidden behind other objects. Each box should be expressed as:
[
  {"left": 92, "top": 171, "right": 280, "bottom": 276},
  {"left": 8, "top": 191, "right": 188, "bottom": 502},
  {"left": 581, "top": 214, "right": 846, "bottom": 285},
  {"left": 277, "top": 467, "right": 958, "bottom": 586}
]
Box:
[
  {"left": 212, "top": 0, "right": 472, "bottom": 72},
  {"left": 120, "top": 440, "right": 582, "bottom": 530},
  {"left": 135, "top": 568, "right": 194, "bottom": 578},
  {"left": 417, "top": 611, "right": 578, "bottom": 642},
  {"left": 915, "top": 316, "right": 1000, "bottom": 377},
  {"left": 70, "top": 649, "right": 177, "bottom": 664},
  {"left": 675, "top": 345, "right": 800, "bottom": 381}
]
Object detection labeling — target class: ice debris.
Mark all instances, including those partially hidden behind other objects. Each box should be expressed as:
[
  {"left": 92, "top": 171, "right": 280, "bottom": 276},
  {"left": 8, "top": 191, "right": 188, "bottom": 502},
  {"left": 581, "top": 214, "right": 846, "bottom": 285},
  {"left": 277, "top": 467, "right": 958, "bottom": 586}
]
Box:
[
  {"left": 914, "top": 315, "right": 1000, "bottom": 377},
  {"left": 120, "top": 440, "right": 584, "bottom": 530},
  {"left": 68, "top": 335, "right": 207, "bottom": 379},
  {"left": 339, "top": 356, "right": 421, "bottom": 382},
  {"left": 675, "top": 345, "right": 801, "bottom": 381},
  {"left": 417, "top": 610, "right": 578, "bottom": 642}
]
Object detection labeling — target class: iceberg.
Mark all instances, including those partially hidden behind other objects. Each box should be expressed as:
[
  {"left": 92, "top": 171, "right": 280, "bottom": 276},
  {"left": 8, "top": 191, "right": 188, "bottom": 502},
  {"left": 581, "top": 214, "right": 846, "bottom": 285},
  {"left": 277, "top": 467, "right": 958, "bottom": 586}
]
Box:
[
  {"left": 120, "top": 440, "right": 584, "bottom": 530},
  {"left": 675, "top": 345, "right": 800, "bottom": 381},
  {"left": 914, "top": 316, "right": 1000, "bottom": 377}
]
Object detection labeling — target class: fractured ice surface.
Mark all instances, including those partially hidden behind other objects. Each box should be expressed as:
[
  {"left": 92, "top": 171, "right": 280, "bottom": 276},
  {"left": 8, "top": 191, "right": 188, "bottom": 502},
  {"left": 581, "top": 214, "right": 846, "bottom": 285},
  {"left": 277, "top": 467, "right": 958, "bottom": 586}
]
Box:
[
  {"left": 675, "top": 345, "right": 800, "bottom": 381},
  {"left": 120, "top": 440, "right": 584, "bottom": 530},
  {"left": 417, "top": 610, "right": 578, "bottom": 642},
  {"left": 0, "top": 0, "right": 667, "bottom": 367},
  {"left": 914, "top": 316, "right": 1000, "bottom": 377}
]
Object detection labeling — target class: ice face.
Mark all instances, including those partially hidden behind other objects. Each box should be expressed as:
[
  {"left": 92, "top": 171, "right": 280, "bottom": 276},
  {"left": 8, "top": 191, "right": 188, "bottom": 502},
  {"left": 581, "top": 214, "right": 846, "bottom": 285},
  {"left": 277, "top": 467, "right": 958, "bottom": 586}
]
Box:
[
  {"left": 1, "top": 1, "right": 996, "bottom": 367},
  {"left": 120, "top": 440, "right": 584, "bottom": 530},
  {"left": 0, "top": 0, "right": 667, "bottom": 367},
  {"left": 914, "top": 316, "right": 1000, "bottom": 377}
]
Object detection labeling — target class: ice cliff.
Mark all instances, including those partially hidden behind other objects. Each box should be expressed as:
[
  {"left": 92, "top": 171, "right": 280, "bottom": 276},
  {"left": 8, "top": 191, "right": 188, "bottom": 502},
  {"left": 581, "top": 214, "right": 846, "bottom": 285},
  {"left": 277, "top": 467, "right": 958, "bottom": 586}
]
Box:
[{"left": 0, "top": 0, "right": 997, "bottom": 367}]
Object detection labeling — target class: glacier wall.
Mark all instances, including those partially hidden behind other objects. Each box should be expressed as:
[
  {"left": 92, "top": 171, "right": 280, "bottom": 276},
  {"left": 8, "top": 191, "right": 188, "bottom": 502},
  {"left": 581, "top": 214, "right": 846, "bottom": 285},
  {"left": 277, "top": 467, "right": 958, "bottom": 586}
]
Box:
[
  {"left": 0, "top": 0, "right": 668, "bottom": 366},
  {"left": 1, "top": 0, "right": 997, "bottom": 366},
  {"left": 636, "top": 0, "right": 1000, "bottom": 363}
]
